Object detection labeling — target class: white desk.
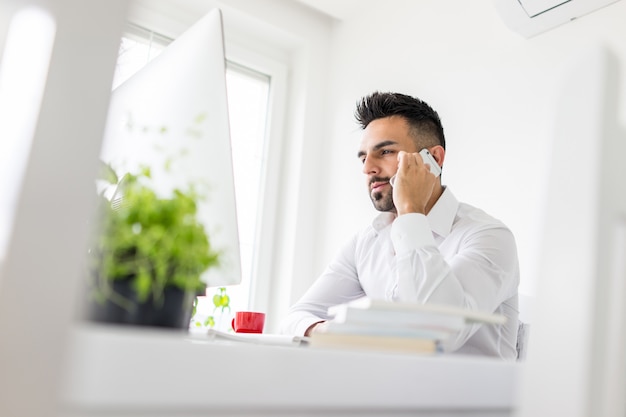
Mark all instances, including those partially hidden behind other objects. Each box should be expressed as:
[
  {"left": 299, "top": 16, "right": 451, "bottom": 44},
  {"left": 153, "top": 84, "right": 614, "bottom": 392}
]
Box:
[{"left": 61, "top": 324, "right": 522, "bottom": 417}]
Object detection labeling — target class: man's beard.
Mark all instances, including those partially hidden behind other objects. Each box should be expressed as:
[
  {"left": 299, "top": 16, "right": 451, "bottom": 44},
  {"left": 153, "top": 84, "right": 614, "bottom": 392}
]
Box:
[{"left": 370, "top": 187, "right": 395, "bottom": 212}]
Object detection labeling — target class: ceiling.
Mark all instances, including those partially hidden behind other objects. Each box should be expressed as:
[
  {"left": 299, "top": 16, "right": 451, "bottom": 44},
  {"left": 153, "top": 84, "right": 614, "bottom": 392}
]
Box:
[
  {"left": 292, "top": 0, "right": 361, "bottom": 20},
  {"left": 293, "top": 0, "right": 624, "bottom": 37}
]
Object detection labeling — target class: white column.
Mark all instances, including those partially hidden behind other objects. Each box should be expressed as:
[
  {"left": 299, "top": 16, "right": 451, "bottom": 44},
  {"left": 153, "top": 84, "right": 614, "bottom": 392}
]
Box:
[
  {"left": 515, "top": 43, "right": 626, "bottom": 417},
  {"left": 0, "top": 1, "right": 128, "bottom": 416}
]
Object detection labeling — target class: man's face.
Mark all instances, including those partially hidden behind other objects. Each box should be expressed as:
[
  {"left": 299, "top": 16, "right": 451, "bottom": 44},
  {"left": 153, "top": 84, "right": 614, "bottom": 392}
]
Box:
[{"left": 357, "top": 116, "right": 419, "bottom": 212}]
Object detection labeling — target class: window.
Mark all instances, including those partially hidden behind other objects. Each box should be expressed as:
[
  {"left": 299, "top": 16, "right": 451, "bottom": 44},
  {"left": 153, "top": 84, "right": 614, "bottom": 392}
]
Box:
[
  {"left": 111, "top": 24, "right": 272, "bottom": 329},
  {"left": 221, "top": 62, "right": 270, "bottom": 317},
  {"left": 111, "top": 23, "right": 169, "bottom": 89}
]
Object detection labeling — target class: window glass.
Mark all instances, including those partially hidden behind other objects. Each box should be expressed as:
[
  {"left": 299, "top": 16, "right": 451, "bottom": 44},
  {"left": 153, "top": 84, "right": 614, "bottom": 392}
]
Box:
[
  {"left": 220, "top": 62, "right": 270, "bottom": 314},
  {"left": 112, "top": 24, "right": 168, "bottom": 89}
]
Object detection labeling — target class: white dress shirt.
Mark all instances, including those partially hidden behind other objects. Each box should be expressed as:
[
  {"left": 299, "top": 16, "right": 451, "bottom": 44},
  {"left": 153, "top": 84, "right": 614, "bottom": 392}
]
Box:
[{"left": 280, "top": 187, "right": 520, "bottom": 359}]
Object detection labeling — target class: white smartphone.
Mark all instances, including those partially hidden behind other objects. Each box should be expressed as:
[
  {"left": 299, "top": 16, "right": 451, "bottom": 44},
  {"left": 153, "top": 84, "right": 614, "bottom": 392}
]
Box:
[
  {"left": 389, "top": 149, "right": 441, "bottom": 187},
  {"left": 419, "top": 149, "right": 442, "bottom": 177}
]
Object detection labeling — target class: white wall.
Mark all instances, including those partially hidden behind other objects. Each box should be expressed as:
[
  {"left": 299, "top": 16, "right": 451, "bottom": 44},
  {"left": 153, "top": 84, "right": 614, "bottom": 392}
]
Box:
[
  {"left": 308, "top": 0, "right": 626, "bottom": 301},
  {"left": 117, "top": 0, "right": 626, "bottom": 318}
]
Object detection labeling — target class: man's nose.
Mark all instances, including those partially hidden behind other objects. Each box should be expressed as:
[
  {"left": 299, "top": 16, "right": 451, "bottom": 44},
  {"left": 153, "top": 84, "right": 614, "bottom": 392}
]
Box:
[{"left": 361, "top": 155, "right": 379, "bottom": 175}]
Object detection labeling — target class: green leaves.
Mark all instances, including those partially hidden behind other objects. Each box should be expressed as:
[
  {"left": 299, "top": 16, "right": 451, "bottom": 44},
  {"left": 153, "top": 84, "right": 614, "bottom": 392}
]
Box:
[
  {"left": 212, "top": 286, "right": 230, "bottom": 313},
  {"left": 191, "top": 287, "right": 230, "bottom": 328},
  {"left": 89, "top": 169, "right": 220, "bottom": 305},
  {"left": 98, "top": 160, "right": 119, "bottom": 185},
  {"left": 204, "top": 316, "right": 216, "bottom": 328}
]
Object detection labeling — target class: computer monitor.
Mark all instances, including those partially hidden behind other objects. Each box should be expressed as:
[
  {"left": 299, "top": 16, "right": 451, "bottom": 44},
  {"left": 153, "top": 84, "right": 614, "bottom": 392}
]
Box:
[{"left": 100, "top": 8, "right": 242, "bottom": 287}]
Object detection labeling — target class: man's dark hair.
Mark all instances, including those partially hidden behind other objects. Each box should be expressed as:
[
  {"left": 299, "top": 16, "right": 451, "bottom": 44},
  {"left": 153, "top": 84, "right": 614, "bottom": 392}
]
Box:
[{"left": 355, "top": 91, "right": 446, "bottom": 150}]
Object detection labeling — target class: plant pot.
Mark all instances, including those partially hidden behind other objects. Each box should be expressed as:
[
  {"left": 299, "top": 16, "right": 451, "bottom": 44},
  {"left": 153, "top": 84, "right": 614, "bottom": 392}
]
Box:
[{"left": 87, "top": 280, "right": 197, "bottom": 329}]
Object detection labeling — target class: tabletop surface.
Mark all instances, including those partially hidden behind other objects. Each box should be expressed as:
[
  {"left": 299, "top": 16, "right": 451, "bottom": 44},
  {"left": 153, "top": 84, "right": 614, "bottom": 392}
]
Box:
[{"left": 61, "top": 323, "right": 522, "bottom": 413}]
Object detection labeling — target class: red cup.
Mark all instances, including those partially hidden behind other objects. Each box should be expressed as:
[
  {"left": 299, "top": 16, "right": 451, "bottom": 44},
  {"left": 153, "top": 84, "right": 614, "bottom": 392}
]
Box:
[{"left": 231, "top": 311, "right": 265, "bottom": 333}]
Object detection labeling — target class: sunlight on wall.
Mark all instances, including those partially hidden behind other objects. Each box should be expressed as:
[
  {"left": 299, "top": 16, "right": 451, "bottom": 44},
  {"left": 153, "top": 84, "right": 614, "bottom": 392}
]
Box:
[{"left": 0, "top": 6, "right": 56, "bottom": 264}]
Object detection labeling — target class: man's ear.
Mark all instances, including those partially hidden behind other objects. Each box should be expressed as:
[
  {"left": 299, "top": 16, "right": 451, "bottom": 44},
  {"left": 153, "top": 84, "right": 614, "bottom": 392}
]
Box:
[{"left": 430, "top": 145, "right": 445, "bottom": 168}]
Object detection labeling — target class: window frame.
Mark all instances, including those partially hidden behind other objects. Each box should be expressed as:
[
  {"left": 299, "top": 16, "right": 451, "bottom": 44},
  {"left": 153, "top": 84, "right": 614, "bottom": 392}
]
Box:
[{"left": 222, "top": 41, "right": 289, "bottom": 316}]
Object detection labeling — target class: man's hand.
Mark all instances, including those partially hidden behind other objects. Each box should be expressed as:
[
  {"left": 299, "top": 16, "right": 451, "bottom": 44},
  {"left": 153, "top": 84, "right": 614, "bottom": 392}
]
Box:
[
  {"left": 304, "top": 320, "right": 329, "bottom": 337},
  {"left": 392, "top": 151, "right": 438, "bottom": 215}
]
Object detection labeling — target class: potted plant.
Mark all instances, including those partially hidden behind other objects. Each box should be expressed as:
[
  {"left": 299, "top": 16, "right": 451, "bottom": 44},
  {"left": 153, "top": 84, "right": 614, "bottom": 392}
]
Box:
[
  {"left": 85, "top": 163, "right": 220, "bottom": 329},
  {"left": 191, "top": 286, "right": 231, "bottom": 329}
]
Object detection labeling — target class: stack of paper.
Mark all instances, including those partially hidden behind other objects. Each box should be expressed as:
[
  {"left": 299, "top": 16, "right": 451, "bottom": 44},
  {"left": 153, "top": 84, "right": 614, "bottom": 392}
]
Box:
[
  {"left": 200, "top": 328, "right": 309, "bottom": 347},
  {"left": 309, "top": 297, "right": 506, "bottom": 355}
]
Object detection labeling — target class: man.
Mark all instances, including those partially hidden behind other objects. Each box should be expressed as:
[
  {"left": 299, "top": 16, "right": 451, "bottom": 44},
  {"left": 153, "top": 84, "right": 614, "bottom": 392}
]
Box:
[{"left": 280, "top": 91, "right": 520, "bottom": 359}]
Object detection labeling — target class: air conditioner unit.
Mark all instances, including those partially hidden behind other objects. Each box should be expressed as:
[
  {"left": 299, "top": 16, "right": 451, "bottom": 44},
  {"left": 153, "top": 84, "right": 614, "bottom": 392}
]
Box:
[{"left": 494, "top": 0, "right": 622, "bottom": 38}]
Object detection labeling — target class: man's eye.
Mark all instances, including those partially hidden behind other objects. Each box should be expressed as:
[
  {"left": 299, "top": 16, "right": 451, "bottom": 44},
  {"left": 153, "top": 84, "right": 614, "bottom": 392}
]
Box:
[{"left": 381, "top": 149, "right": 394, "bottom": 155}]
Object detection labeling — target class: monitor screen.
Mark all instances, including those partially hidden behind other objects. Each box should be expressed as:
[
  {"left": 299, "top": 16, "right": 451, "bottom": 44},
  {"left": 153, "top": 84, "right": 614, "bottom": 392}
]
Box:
[{"left": 99, "top": 8, "right": 242, "bottom": 287}]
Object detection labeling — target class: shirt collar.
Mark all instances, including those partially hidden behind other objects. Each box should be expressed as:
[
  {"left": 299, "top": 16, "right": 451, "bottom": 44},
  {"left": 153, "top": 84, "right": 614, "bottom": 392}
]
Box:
[
  {"left": 372, "top": 211, "right": 396, "bottom": 232},
  {"left": 426, "top": 186, "right": 458, "bottom": 238},
  {"left": 371, "top": 186, "right": 459, "bottom": 237}
]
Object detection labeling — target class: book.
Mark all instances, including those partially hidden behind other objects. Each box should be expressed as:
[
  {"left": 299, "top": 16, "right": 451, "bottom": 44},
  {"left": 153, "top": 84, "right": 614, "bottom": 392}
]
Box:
[
  {"left": 309, "top": 297, "right": 507, "bottom": 354},
  {"left": 309, "top": 298, "right": 506, "bottom": 355},
  {"left": 309, "top": 331, "right": 439, "bottom": 355},
  {"left": 323, "top": 320, "right": 454, "bottom": 341},
  {"left": 328, "top": 297, "right": 506, "bottom": 330}
]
